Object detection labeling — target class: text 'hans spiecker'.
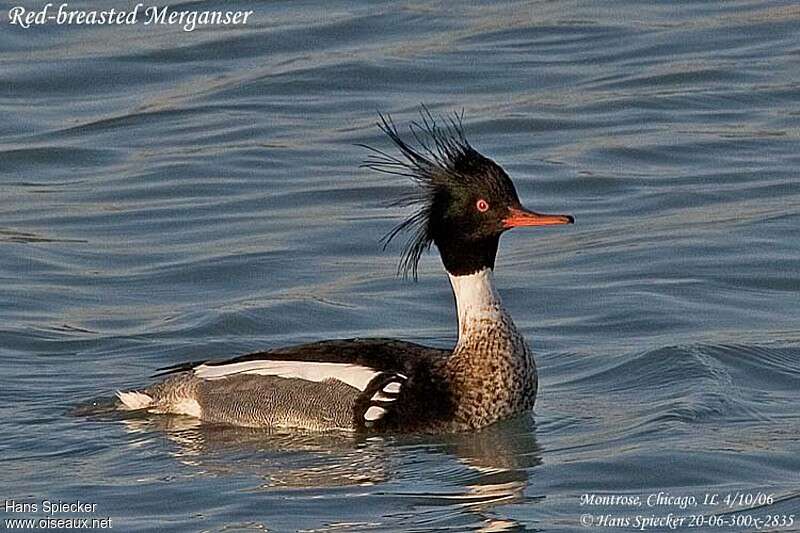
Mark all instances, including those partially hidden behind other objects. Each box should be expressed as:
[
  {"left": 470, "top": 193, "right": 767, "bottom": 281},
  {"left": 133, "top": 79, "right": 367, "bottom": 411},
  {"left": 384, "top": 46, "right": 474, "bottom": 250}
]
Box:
[{"left": 7, "top": 3, "right": 254, "bottom": 32}]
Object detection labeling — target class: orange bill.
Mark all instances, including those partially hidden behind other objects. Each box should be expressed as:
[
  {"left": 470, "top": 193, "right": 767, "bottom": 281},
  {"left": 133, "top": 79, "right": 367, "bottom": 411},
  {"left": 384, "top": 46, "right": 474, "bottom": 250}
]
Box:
[{"left": 503, "top": 206, "right": 574, "bottom": 228}]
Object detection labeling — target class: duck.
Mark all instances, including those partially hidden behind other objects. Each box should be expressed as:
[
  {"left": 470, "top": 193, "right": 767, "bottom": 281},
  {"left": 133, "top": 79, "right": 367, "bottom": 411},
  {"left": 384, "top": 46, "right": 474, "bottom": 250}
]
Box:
[{"left": 117, "top": 110, "right": 574, "bottom": 433}]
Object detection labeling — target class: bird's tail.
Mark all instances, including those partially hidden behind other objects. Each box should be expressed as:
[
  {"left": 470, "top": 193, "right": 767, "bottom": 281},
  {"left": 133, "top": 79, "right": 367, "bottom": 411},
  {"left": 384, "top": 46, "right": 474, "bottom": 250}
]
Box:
[{"left": 116, "top": 389, "right": 154, "bottom": 410}]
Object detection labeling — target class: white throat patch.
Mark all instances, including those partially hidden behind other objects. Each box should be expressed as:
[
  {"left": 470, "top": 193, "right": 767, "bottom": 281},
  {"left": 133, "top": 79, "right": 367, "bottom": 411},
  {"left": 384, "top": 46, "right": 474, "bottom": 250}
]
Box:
[{"left": 448, "top": 268, "right": 508, "bottom": 343}]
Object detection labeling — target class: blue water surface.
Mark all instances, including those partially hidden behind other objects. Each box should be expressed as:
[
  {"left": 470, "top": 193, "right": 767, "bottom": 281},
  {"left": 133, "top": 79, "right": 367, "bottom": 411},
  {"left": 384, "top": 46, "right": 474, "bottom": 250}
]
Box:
[{"left": 1, "top": 1, "right": 799, "bottom": 531}]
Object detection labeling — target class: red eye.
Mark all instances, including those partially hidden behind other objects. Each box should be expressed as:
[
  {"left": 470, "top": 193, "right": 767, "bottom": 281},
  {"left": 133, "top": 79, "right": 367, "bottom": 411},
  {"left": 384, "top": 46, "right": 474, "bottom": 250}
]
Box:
[{"left": 476, "top": 199, "right": 489, "bottom": 212}]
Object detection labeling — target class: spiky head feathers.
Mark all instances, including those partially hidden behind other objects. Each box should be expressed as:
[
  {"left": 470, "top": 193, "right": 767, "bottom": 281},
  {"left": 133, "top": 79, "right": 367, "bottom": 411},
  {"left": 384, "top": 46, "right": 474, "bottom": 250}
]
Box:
[{"left": 362, "top": 110, "right": 522, "bottom": 278}]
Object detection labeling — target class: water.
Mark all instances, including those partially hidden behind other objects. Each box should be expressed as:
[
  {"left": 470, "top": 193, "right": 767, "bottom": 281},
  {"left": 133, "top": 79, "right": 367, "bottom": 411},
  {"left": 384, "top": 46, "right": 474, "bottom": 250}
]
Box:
[{"left": 2, "top": 1, "right": 799, "bottom": 531}]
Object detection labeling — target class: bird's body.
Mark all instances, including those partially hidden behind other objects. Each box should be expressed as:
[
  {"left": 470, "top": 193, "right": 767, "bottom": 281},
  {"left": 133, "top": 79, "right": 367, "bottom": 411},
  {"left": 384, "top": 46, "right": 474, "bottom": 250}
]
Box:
[{"left": 117, "top": 110, "right": 572, "bottom": 434}]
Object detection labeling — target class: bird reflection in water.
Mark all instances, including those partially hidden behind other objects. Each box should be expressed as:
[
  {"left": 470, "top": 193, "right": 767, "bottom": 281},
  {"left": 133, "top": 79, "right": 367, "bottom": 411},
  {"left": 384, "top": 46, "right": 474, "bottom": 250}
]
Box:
[{"left": 116, "top": 412, "right": 542, "bottom": 531}]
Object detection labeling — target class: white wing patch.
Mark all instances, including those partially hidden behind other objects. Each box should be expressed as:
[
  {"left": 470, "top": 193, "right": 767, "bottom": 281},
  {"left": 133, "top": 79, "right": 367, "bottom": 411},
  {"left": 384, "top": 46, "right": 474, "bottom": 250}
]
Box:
[
  {"left": 364, "top": 406, "right": 387, "bottom": 421},
  {"left": 193, "top": 360, "right": 381, "bottom": 392},
  {"left": 371, "top": 391, "right": 396, "bottom": 402},
  {"left": 383, "top": 382, "right": 402, "bottom": 394},
  {"left": 362, "top": 374, "right": 407, "bottom": 426}
]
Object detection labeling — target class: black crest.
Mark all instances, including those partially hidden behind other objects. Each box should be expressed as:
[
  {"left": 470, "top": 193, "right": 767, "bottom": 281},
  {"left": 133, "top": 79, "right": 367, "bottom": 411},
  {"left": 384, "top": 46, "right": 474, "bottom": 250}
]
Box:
[{"left": 361, "top": 107, "right": 516, "bottom": 279}]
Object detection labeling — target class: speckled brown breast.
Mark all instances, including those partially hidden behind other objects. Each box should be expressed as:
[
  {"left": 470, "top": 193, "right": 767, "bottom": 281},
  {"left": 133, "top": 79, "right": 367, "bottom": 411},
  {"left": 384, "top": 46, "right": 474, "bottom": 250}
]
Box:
[{"left": 444, "top": 313, "right": 537, "bottom": 431}]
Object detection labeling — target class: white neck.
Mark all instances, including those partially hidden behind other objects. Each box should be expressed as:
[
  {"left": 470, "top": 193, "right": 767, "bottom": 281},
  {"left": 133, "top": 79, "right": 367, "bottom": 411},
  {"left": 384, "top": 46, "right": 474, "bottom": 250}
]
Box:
[{"left": 448, "top": 268, "right": 510, "bottom": 345}]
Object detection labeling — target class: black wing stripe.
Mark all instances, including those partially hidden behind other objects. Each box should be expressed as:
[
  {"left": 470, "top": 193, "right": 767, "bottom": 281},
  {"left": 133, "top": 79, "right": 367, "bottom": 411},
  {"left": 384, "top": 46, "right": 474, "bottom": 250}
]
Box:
[{"left": 153, "top": 338, "right": 447, "bottom": 378}]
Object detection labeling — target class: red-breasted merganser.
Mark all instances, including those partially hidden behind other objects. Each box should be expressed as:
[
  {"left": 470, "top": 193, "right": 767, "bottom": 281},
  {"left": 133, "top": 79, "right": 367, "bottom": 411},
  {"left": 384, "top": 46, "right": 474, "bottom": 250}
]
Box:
[{"left": 117, "top": 111, "right": 574, "bottom": 433}]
